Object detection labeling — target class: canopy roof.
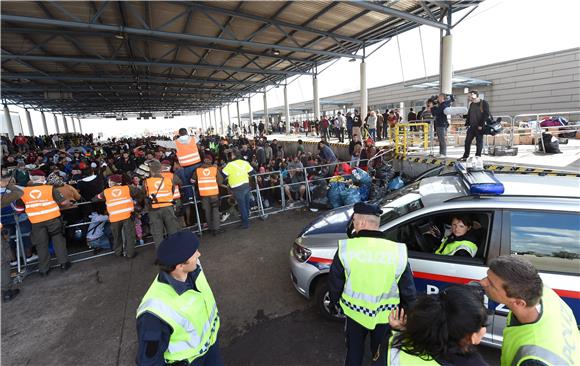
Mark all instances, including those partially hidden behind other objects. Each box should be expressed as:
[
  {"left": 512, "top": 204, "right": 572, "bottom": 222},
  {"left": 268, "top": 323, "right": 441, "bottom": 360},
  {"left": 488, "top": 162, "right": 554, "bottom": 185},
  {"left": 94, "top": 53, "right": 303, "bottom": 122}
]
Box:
[{"left": 1, "top": 1, "right": 480, "bottom": 118}]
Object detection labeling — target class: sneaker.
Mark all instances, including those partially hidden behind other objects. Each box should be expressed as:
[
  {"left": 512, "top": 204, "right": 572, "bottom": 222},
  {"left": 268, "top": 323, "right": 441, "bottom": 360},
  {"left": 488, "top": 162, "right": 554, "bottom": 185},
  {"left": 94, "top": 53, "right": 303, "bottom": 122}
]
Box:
[
  {"left": 220, "top": 212, "right": 231, "bottom": 222},
  {"left": 9, "top": 260, "right": 17, "bottom": 266},
  {"left": 250, "top": 206, "right": 259, "bottom": 212},
  {"left": 26, "top": 254, "right": 38, "bottom": 263},
  {"left": 263, "top": 199, "right": 270, "bottom": 209}
]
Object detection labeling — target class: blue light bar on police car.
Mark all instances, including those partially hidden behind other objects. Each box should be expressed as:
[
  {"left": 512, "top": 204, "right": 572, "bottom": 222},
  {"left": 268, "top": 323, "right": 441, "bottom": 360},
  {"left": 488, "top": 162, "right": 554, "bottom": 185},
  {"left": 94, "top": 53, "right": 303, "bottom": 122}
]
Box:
[{"left": 455, "top": 162, "right": 505, "bottom": 195}]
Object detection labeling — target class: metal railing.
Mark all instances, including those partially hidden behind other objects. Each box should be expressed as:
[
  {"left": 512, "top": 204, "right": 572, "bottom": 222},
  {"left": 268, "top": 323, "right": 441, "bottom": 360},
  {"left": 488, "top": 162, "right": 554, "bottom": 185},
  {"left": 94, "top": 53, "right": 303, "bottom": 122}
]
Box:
[
  {"left": 394, "top": 122, "right": 430, "bottom": 157},
  {"left": 512, "top": 111, "right": 580, "bottom": 153}
]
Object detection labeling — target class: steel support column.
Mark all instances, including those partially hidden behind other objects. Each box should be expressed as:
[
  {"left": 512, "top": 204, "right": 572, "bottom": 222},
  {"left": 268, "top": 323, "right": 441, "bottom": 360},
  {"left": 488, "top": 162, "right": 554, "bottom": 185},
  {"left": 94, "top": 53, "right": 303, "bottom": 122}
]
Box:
[
  {"left": 313, "top": 75, "right": 320, "bottom": 121},
  {"left": 219, "top": 107, "right": 224, "bottom": 136},
  {"left": 236, "top": 101, "right": 241, "bottom": 130},
  {"left": 248, "top": 98, "right": 253, "bottom": 130},
  {"left": 263, "top": 90, "right": 268, "bottom": 133},
  {"left": 360, "top": 59, "right": 368, "bottom": 119},
  {"left": 227, "top": 104, "right": 232, "bottom": 132},
  {"left": 53, "top": 113, "right": 60, "bottom": 134},
  {"left": 440, "top": 7, "right": 453, "bottom": 95},
  {"left": 284, "top": 84, "right": 290, "bottom": 134},
  {"left": 40, "top": 111, "right": 48, "bottom": 135},
  {"left": 3, "top": 105, "right": 15, "bottom": 139},
  {"left": 25, "top": 109, "right": 34, "bottom": 136},
  {"left": 62, "top": 114, "right": 69, "bottom": 133},
  {"left": 78, "top": 117, "right": 83, "bottom": 134}
]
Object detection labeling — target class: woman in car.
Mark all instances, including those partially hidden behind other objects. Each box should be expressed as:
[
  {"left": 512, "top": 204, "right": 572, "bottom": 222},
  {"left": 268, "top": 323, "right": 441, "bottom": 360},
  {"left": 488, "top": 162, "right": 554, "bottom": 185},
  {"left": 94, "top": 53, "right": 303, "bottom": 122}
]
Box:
[
  {"left": 432, "top": 215, "right": 478, "bottom": 257},
  {"left": 387, "top": 285, "right": 489, "bottom": 366}
]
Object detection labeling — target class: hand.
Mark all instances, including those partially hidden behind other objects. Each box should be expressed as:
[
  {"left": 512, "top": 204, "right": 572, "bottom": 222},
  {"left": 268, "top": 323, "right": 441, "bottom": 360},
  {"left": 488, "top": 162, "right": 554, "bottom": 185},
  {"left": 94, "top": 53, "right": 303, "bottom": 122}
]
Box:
[
  {"left": 425, "top": 225, "right": 441, "bottom": 238},
  {"left": 389, "top": 306, "right": 407, "bottom": 331},
  {"left": 477, "top": 126, "right": 483, "bottom": 131}
]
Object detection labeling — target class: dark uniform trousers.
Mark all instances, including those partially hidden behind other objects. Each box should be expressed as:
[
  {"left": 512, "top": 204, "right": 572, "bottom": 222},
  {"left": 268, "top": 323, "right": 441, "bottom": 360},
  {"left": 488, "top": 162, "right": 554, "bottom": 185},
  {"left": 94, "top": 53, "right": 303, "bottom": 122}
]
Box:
[
  {"left": 345, "top": 316, "right": 389, "bottom": 366},
  {"left": 149, "top": 206, "right": 181, "bottom": 248},
  {"left": 201, "top": 196, "right": 220, "bottom": 231},
  {"left": 31, "top": 217, "right": 68, "bottom": 273},
  {"left": 110, "top": 218, "right": 136, "bottom": 257},
  {"left": 1, "top": 231, "right": 13, "bottom": 291}
]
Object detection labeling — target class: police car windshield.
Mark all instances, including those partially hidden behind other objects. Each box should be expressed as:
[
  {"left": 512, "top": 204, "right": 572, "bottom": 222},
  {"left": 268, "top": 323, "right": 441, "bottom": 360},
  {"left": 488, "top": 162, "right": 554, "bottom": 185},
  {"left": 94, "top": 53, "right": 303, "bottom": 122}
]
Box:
[
  {"left": 375, "top": 181, "right": 421, "bottom": 207},
  {"left": 375, "top": 182, "right": 423, "bottom": 226}
]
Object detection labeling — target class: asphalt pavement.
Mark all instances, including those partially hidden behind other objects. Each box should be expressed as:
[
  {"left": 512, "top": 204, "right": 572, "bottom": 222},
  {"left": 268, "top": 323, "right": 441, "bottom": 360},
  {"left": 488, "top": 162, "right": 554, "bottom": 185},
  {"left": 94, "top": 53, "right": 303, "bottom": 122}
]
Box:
[{"left": 1, "top": 208, "right": 500, "bottom": 365}]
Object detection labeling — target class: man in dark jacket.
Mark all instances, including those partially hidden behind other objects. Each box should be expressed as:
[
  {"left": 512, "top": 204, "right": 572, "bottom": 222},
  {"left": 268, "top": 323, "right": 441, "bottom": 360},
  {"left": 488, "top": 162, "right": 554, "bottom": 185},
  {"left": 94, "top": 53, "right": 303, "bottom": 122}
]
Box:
[
  {"left": 328, "top": 203, "right": 416, "bottom": 366},
  {"left": 461, "top": 90, "right": 490, "bottom": 160},
  {"left": 431, "top": 93, "right": 454, "bottom": 156}
]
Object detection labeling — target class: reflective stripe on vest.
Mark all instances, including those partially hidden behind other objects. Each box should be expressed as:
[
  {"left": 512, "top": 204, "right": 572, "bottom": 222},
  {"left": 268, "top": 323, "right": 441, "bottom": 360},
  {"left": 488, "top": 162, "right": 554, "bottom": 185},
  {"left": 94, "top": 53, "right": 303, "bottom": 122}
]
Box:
[
  {"left": 338, "top": 237, "right": 408, "bottom": 330},
  {"left": 175, "top": 138, "right": 201, "bottom": 167},
  {"left": 146, "top": 176, "right": 174, "bottom": 209},
  {"left": 21, "top": 185, "right": 61, "bottom": 224},
  {"left": 196, "top": 166, "right": 219, "bottom": 197},
  {"left": 435, "top": 238, "right": 477, "bottom": 257},
  {"left": 387, "top": 335, "right": 441, "bottom": 366},
  {"left": 136, "top": 270, "right": 220, "bottom": 363},
  {"left": 501, "top": 287, "right": 580, "bottom": 366},
  {"left": 104, "top": 185, "right": 134, "bottom": 222}
]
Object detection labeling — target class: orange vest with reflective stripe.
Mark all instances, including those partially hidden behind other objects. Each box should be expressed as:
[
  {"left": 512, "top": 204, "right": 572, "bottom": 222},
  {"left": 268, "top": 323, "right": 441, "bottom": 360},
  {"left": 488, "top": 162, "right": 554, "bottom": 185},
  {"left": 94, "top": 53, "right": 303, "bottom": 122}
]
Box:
[
  {"left": 21, "top": 185, "right": 61, "bottom": 224},
  {"left": 175, "top": 137, "right": 201, "bottom": 167},
  {"left": 104, "top": 185, "right": 134, "bottom": 223},
  {"left": 161, "top": 172, "right": 181, "bottom": 200},
  {"left": 196, "top": 166, "right": 219, "bottom": 197},
  {"left": 146, "top": 176, "right": 174, "bottom": 209}
]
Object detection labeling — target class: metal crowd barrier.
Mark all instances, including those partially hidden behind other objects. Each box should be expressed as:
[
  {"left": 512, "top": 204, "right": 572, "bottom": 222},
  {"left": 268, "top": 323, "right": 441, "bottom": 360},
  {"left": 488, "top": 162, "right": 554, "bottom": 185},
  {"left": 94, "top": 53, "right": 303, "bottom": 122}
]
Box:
[
  {"left": 394, "top": 122, "right": 430, "bottom": 157},
  {"left": 512, "top": 111, "right": 580, "bottom": 153},
  {"left": 2, "top": 155, "right": 393, "bottom": 285}
]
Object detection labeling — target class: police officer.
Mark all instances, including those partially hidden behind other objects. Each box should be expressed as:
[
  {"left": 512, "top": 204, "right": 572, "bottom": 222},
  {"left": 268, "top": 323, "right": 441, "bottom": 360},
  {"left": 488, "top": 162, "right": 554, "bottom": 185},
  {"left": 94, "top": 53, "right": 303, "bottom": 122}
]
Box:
[
  {"left": 17, "top": 174, "right": 72, "bottom": 275},
  {"left": 480, "top": 256, "right": 580, "bottom": 366},
  {"left": 328, "top": 202, "right": 416, "bottom": 366},
  {"left": 95, "top": 174, "right": 142, "bottom": 258},
  {"left": 192, "top": 154, "right": 224, "bottom": 236},
  {"left": 221, "top": 149, "right": 254, "bottom": 229},
  {"left": 144, "top": 160, "right": 183, "bottom": 248},
  {"left": 136, "top": 230, "right": 222, "bottom": 366}
]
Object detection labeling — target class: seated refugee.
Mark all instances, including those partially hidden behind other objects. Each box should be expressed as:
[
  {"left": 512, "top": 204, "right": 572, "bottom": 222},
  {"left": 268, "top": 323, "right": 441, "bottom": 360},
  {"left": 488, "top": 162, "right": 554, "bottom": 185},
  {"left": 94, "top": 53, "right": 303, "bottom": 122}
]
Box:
[{"left": 429, "top": 215, "right": 478, "bottom": 257}]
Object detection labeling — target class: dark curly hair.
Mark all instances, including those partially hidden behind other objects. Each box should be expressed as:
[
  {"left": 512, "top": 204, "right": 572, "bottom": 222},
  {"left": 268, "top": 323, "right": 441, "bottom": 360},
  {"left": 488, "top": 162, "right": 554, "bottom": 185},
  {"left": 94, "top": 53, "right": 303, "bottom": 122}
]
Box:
[{"left": 393, "top": 285, "right": 488, "bottom": 362}]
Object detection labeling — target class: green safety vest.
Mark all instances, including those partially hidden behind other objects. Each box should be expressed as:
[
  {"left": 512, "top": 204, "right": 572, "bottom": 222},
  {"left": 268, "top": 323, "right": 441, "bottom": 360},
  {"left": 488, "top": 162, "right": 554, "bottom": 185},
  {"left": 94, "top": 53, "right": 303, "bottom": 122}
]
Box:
[
  {"left": 136, "top": 269, "right": 220, "bottom": 364},
  {"left": 434, "top": 238, "right": 477, "bottom": 257},
  {"left": 223, "top": 159, "right": 252, "bottom": 188},
  {"left": 501, "top": 287, "right": 580, "bottom": 366},
  {"left": 338, "top": 237, "right": 408, "bottom": 330},
  {"left": 387, "top": 335, "right": 441, "bottom": 366}
]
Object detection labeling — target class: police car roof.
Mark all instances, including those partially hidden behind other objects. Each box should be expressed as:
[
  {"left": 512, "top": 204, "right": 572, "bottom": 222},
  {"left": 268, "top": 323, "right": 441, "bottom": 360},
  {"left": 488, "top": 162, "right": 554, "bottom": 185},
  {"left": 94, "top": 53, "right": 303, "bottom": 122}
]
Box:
[{"left": 417, "top": 173, "right": 580, "bottom": 203}]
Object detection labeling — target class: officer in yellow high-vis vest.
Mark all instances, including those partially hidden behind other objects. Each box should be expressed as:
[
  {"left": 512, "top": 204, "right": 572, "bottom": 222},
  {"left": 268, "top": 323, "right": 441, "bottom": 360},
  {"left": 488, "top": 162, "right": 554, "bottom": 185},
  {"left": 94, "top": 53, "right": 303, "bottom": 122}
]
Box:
[
  {"left": 136, "top": 230, "right": 222, "bottom": 366},
  {"left": 481, "top": 256, "right": 580, "bottom": 366},
  {"left": 328, "top": 202, "right": 416, "bottom": 366},
  {"left": 221, "top": 149, "right": 254, "bottom": 229}
]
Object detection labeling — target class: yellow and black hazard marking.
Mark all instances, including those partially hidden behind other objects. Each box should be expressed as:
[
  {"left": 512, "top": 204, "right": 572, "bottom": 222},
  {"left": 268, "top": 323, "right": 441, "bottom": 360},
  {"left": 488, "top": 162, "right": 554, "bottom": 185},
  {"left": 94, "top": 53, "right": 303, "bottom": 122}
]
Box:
[{"left": 393, "top": 154, "right": 580, "bottom": 177}]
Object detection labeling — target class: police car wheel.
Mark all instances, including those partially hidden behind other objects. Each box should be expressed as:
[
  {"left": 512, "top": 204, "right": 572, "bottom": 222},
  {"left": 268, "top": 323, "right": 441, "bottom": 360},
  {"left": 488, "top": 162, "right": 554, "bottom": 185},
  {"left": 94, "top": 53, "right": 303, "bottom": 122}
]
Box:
[{"left": 314, "top": 280, "right": 344, "bottom": 321}]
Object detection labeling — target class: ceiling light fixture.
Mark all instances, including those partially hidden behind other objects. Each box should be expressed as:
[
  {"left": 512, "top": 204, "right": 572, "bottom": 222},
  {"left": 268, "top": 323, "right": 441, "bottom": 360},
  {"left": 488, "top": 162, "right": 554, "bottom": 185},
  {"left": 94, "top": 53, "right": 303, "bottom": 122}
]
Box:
[
  {"left": 272, "top": 49, "right": 281, "bottom": 56},
  {"left": 349, "top": 58, "right": 356, "bottom": 62},
  {"left": 114, "top": 33, "right": 126, "bottom": 40}
]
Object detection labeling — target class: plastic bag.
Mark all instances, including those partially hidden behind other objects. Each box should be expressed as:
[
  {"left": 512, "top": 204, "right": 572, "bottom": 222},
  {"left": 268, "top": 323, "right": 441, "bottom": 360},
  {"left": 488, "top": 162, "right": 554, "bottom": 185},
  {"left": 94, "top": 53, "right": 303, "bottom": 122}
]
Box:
[
  {"left": 341, "top": 186, "right": 362, "bottom": 206},
  {"left": 358, "top": 184, "right": 371, "bottom": 201},
  {"left": 328, "top": 182, "right": 346, "bottom": 208},
  {"left": 352, "top": 168, "right": 372, "bottom": 185},
  {"left": 387, "top": 176, "right": 405, "bottom": 191}
]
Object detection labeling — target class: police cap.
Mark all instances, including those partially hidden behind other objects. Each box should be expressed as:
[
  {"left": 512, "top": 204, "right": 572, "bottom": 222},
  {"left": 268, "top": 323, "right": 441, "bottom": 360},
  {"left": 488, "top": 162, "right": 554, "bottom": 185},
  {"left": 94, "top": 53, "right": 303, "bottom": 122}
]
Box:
[
  {"left": 157, "top": 230, "right": 200, "bottom": 266},
  {"left": 353, "top": 202, "right": 382, "bottom": 216}
]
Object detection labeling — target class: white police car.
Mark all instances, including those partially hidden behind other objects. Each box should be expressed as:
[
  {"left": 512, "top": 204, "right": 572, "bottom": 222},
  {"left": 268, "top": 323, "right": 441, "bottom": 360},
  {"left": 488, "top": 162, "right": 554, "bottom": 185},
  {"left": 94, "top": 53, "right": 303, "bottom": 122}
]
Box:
[{"left": 289, "top": 164, "right": 580, "bottom": 347}]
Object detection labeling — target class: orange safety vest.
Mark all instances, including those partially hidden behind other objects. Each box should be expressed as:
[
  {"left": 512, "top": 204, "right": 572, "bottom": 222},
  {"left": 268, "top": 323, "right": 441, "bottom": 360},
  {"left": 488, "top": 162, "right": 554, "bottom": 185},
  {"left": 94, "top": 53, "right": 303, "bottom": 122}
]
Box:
[
  {"left": 21, "top": 185, "right": 61, "bottom": 224},
  {"left": 196, "top": 166, "right": 219, "bottom": 197},
  {"left": 161, "top": 172, "right": 181, "bottom": 200},
  {"left": 146, "top": 176, "right": 174, "bottom": 209},
  {"left": 175, "top": 137, "right": 201, "bottom": 167},
  {"left": 104, "top": 185, "right": 134, "bottom": 223}
]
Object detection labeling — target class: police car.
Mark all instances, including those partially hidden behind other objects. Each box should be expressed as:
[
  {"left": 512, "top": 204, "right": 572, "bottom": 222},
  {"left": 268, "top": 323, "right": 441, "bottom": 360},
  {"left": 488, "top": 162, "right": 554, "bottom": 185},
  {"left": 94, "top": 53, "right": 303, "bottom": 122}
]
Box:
[{"left": 289, "top": 163, "right": 580, "bottom": 347}]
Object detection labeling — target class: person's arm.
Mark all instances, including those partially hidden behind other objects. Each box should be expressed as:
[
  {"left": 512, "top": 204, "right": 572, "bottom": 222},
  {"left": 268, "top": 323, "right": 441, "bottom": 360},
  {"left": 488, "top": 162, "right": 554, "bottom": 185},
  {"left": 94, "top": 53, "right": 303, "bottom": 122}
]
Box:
[
  {"left": 328, "top": 250, "right": 345, "bottom": 308},
  {"left": 135, "top": 313, "right": 172, "bottom": 366},
  {"left": 481, "top": 100, "right": 491, "bottom": 126},
  {"left": 52, "top": 187, "right": 71, "bottom": 207},
  {"left": 172, "top": 174, "right": 183, "bottom": 187},
  {"left": 70, "top": 185, "right": 81, "bottom": 201},
  {"left": 1, "top": 183, "right": 23, "bottom": 208},
  {"left": 397, "top": 263, "right": 417, "bottom": 310}
]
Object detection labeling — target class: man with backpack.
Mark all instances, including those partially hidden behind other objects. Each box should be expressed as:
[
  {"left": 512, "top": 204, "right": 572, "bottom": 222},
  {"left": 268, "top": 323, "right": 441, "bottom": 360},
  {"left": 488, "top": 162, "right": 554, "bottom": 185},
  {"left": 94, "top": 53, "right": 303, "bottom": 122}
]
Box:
[{"left": 460, "top": 90, "right": 490, "bottom": 161}]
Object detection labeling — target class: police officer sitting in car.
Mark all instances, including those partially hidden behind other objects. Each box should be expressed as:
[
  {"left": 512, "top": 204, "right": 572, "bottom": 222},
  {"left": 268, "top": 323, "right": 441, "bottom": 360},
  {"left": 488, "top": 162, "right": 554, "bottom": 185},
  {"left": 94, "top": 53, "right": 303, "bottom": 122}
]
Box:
[{"left": 328, "top": 202, "right": 416, "bottom": 366}]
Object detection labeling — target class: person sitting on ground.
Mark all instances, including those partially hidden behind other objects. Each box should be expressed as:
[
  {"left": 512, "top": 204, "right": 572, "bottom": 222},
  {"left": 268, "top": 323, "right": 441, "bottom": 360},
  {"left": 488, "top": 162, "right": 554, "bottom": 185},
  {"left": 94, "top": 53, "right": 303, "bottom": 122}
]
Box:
[
  {"left": 429, "top": 215, "right": 478, "bottom": 257},
  {"left": 387, "top": 284, "right": 489, "bottom": 366}
]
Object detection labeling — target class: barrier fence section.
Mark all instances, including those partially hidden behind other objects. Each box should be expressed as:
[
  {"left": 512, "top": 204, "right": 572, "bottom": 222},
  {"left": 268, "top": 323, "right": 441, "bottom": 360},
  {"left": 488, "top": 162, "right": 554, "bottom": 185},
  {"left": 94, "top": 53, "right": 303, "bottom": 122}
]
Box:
[
  {"left": 394, "top": 122, "right": 430, "bottom": 157},
  {"left": 511, "top": 111, "right": 580, "bottom": 153},
  {"left": 3, "top": 157, "right": 386, "bottom": 284}
]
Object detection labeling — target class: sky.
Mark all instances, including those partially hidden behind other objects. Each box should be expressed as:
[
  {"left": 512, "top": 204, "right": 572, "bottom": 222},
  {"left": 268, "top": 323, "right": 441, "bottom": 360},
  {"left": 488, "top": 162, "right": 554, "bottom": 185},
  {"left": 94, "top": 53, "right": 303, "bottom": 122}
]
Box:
[{"left": 5, "top": 0, "right": 580, "bottom": 138}]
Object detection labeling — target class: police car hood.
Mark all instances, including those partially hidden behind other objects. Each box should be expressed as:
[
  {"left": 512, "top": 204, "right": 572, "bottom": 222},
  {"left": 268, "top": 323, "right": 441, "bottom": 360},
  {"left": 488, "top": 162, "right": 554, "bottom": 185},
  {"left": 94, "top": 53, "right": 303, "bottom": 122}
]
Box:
[{"left": 299, "top": 205, "right": 354, "bottom": 237}]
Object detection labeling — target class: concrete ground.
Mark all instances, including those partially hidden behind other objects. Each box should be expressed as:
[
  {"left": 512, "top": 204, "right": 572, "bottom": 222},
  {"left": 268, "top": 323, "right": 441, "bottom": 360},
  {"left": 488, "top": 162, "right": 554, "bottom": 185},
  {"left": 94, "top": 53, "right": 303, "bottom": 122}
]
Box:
[{"left": 1, "top": 208, "right": 500, "bottom": 366}]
